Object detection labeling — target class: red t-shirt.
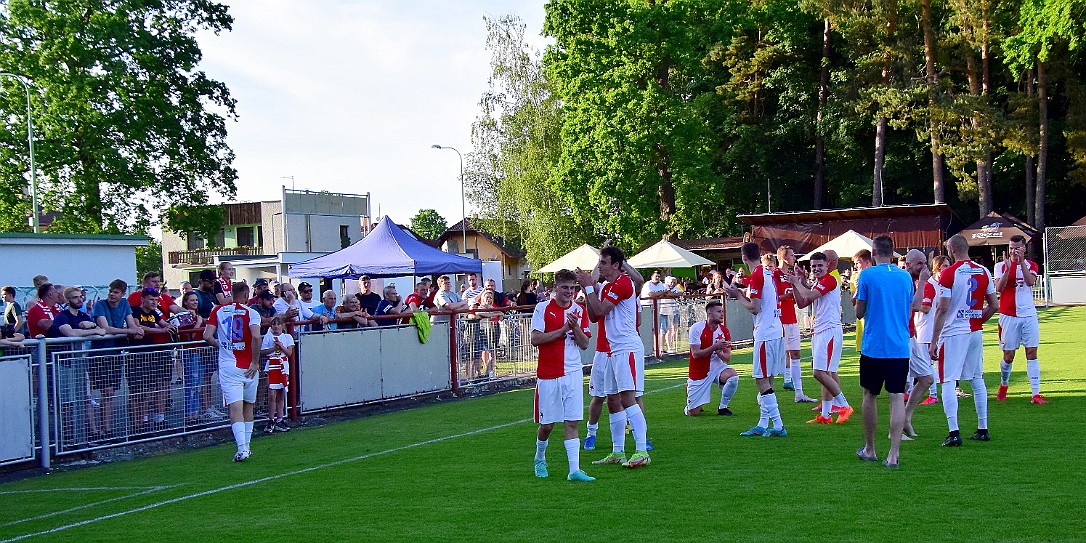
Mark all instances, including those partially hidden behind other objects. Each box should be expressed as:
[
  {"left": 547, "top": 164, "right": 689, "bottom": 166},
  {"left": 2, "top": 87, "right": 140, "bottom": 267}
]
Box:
[
  {"left": 27, "top": 301, "right": 60, "bottom": 337},
  {"left": 128, "top": 290, "right": 176, "bottom": 319}
]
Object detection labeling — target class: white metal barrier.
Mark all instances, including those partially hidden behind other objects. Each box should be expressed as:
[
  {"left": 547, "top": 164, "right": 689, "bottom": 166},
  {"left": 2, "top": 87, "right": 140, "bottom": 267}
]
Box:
[{"left": 0, "top": 353, "right": 35, "bottom": 466}]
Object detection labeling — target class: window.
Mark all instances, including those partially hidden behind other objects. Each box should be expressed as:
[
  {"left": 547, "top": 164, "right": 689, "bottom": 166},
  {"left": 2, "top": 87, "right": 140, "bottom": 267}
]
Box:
[
  {"left": 186, "top": 233, "right": 206, "bottom": 250},
  {"left": 448, "top": 240, "right": 459, "bottom": 254},
  {"left": 340, "top": 225, "right": 350, "bottom": 248},
  {"left": 237, "top": 226, "right": 255, "bottom": 247},
  {"left": 212, "top": 229, "right": 225, "bottom": 248}
]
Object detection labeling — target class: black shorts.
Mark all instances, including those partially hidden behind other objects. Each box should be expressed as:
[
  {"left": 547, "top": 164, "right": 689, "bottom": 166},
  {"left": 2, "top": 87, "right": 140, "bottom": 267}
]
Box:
[
  {"left": 88, "top": 358, "right": 123, "bottom": 391},
  {"left": 859, "top": 355, "right": 908, "bottom": 395}
]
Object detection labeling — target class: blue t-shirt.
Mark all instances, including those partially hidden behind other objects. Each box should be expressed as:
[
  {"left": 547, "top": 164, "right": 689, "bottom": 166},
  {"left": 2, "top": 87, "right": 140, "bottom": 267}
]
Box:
[
  {"left": 92, "top": 299, "right": 132, "bottom": 329},
  {"left": 856, "top": 263, "right": 913, "bottom": 359},
  {"left": 311, "top": 304, "right": 338, "bottom": 331},
  {"left": 374, "top": 300, "right": 399, "bottom": 327},
  {"left": 50, "top": 309, "right": 95, "bottom": 338}
]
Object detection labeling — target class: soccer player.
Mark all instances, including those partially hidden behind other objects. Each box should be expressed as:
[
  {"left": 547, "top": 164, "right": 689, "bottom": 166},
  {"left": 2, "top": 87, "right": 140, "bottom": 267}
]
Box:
[
  {"left": 204, "top": 282, "right": 262, "bottom": 462},
  {"left": 723, "top": 242, "right": 787, "bottom": 437},
  {"left": 928, "top": 234, "right": 998, "bottom": 446},
  {"left": 912, "top": 256, "right": 950, "bottom": 406},
  {"left": 902, "top": 249, "right": 936, "bottom": 438},
  {"left": 777, "top": 245, "right": 816, "bottom": 402},
  {"left": 531, "top": 269, "right": 594, "bottom": 482},
  {"left": 784, "top": 252, "right": 854, "bottom": 425},
  {"left": 685, "top": 300, "right": 739, "bottom": 416},
  {"left": 994, "top": 235, "right": 1046, "bottom": 404},
  {"left": 577, "top": 246, "right": 652, "bottom": 468},
  {"left": 855, "top": 236, "right": 914, "bottom": 468}
]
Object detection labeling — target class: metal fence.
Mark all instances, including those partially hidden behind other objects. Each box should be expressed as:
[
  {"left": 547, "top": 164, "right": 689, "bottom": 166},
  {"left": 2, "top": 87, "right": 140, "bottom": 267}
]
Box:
[
  {"left": 454, "top": 311, "right": 535, "bottom": 385},
  {"left": 0, "top": 353, "right": 35, "bottom": 466},
  {"left": 1043, "top": 225, "right": 1086, "bottom": 305}
]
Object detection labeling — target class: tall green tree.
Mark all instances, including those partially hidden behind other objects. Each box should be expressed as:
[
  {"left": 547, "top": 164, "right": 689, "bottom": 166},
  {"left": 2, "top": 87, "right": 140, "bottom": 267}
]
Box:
[
  {"left": 409, "top": 209, "right": 447, "bottom": 240},
  {"left": 0, "top": 0, "right": 237, "bottom": 234}
]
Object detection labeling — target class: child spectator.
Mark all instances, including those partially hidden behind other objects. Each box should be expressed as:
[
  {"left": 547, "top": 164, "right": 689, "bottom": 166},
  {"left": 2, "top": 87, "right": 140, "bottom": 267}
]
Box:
[{"left": 261, "top": 316, "right": 294, "bottom": 433}]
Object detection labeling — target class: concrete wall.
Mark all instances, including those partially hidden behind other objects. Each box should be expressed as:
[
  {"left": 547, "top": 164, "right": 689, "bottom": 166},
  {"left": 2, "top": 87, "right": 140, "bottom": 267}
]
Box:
[{"left": 0, "top": 238, "right": 143, "bottom": 291}]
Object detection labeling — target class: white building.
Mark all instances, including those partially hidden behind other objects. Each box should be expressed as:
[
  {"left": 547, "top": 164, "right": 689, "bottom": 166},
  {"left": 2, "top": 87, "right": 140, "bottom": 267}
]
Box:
[
  {"left": 0, "top": 232, "right": 149, "bottom": 299},
  {"left": 162, "top": 188, "right": 371, "bottom": 290}
]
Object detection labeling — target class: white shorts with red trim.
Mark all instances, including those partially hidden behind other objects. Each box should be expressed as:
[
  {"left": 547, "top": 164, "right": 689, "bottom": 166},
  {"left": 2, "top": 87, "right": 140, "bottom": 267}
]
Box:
[
  {"left": 535, "top": 371, "right": 584, "bottom": 424},
  {"left": 686, "top": 362, "right": 730, "bottom": 411},
  {"left": 998, "top": 314, "right": 1039, "bottom": 350},
  {"left": 783, "top": 323, "right": 801, "bottom": 351},
  {"left": 811, "top": 327, "right": 843, "bottom": 373},
  {"left": 603, "top": 347, "right": 645, "bottom": 396},
  {"left": 937, "top": 331, "right": 983, "bottom": 383},
  {"left": 908, "top": 338, "right": 934, "bottom": 377},
  {"left": 752, "top": 336, "right": 785, "bottom": 380},
  {"left": 219, "top": 364, "right": 257, "bottom": 405},
  {"left": 588, "top": 351, "right": 608, "bottom": 398}
]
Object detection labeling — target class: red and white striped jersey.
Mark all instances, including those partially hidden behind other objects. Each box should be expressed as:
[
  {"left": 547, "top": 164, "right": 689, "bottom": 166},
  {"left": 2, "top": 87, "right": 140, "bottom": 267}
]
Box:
[
  {"left": 688, "top": 321, "right": 730, "bottom": 380},
  {"left": 938, "top": 260, "right": 995, "bottom": 337},
  {"left": 533, "top": 299, "right": 589, "bottom": 379},
  {"left": 208, "top": 303, "right": 260, "bottom": 369},
  {"left": 913, "top": 277, "right": 939, "bottom": 343},
  {"left": 778, "top": 287, "right": 798, "bottom": 325},
  {"left": 994, "top": 259, "right": 1038, "bottom": 317},
  {"left": 596, "top": 274, "right": 640, "bottom": 354},
  {"left": 748, "top": 265, "right": 784, "bottom": 341},
  {"left": 810, "top": 273, "right": 841, "bottom": 334}
]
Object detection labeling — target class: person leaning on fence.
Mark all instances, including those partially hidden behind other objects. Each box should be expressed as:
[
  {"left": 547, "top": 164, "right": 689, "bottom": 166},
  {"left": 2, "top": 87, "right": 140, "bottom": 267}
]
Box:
[
  {"left": 337, "top": 295, "right": 376, "bottom": 329},
  {"left": 471, "top": 289, "right": 503, "bottom": 379},
  {"left": 177, "top": 291, "right": 209, "bottom": 424},
  {"left": 27, "top": 282, "right": 61, "bottom": 338},
  {"left": 517, "top": 279, "right": 538, "bottom": 307},
  {"left": 355, "top": 275, "right": 382, "bottom": 316},
  {"left": 93, "top": 279, "right": 145, "bottom": 345},
  {"left": 484, "top": 278, "right": 514, "bottom": 308},
  {"left": 127, "top": 272, "right": 183, "bottom": 319},
  {"left": 204, "top": 281, "right": 262, "bottom": 462},
  {"left": 247, "top": 278, "right": 271, "bottom": 306},
  {"left": 373, "top": 285, "right": 406, "bottom": 326},
  {"left": 260, "top": 316, "right": 294, "bottom": 433},
  {"left": 250, "top": 290, "right": 278, "bottom": 335},
  {"left": 52, "top": 287, "right": 108, "bottom": 339},
  {"left": 311, "top": 290, "right": 340, "bottom": 331},
  {"left": 432, "top": 275, "right": 468, "bottom": 324},
  {"left": 194, "top": 269, "right": 218, "bottom": 319},
  {"left": 129, "top": 288, "right": 178, "bottom": 431},
  {"left": 405, "top": 280, "right": 436, "bottom": 312},
  {"left": 273, "top": 282, "right": 314, "bottom": 333}
]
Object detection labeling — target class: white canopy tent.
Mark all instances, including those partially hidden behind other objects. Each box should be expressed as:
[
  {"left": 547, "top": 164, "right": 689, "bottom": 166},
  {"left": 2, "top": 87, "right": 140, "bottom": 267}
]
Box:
[
  {"left": 798, "top": 230, "right": 901, "bottom": 261},
  {"left": 536, "top": 244, "right": 601, "bottom": 274},
  {"left": 627, "top": 238, "right": 714, "bottom": 269}
]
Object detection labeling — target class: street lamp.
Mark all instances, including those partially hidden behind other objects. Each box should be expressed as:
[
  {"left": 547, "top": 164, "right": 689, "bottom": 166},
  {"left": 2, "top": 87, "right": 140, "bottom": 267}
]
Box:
[
  {"left": 431, "top": 144, "right": 466, "bottom": 254},
  {"left": 0, "top": 73, "right": 40, "bottom": 233}
]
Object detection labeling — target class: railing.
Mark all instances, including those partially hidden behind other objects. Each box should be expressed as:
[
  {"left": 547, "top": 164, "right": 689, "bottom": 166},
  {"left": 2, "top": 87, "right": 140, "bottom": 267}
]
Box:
[{"left": 168, "top": 246, "right": 265, "bottom": 266}]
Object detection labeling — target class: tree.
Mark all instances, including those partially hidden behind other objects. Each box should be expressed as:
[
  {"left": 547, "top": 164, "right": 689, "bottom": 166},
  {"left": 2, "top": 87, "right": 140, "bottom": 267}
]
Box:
[
  {"left": 409, "top": 209, "right": 448, "bottom": 240},
  {"left": 135, "top": 238, "right": 162, "bottom": 284},
  {"left": 0, "top": 0, "right": 237, "bottom": 234}
]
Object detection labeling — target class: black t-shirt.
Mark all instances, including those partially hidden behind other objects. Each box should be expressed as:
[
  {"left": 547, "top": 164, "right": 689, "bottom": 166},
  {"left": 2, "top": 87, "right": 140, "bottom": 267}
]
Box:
[
  {"left": 131, "top": 305, "right": 167, "bottom": 345},
  {"left": 356, "top": 292, "right": 382, "bottom": 315},
  {"left": 250, "top": 303, "right": 276, "bottom": 334},
  {"left": 516, "top": 292, "right": 538, "bottom": 306}
]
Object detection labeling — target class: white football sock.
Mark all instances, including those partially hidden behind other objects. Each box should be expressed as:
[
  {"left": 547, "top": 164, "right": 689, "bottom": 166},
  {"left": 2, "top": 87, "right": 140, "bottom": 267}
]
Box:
[
  {"left": 625, "top": 404, "right": 648, "bottom": 451},
  {"left": 942, "top": 380, "right": 959, "bottom": 431},
  {"left": 832, "top": 392, "right": 849, "bottom": 408},
  {"left": 609, "top": 411, "right": 627, "bottom": 453},
  {"left": 535, "top": 439, "right": 548, "bottom": 462},
  {"left": 564, "top": 438, "right": 580, "bottom": 474},
  {"left": 821, "top": 400, "right": 832, "bottom": 418},
  {"left": 790, "top": 360, "right": 803, "bottom": 394},
  {"left": 757, "top": 393, "right": 770, "bottom": 428},
  {"left": 1026, "top": 359, "right": 1041, "bottom": 395},
  {"left": 1000, "top": 361, "right": 1012, "bottom": 386},
  {"left": 719, "top": 376, "right": 739, "bottom": 408},
  {"left": 586, "top": 422, "right": 598, "bottom": 437},
  {"left": 929, "top": 365, "right": 939, "bottom": 397},
  {"left": 762, "top": 392, "right": 783, "bottom": 429},
  {"left": 971, "top": 377, "right": 988, "bottom": 430},
  {"left": 783, "top": 361, "right": 793, "bottom": 384},
  {"left": 231, "top": 422, "right": 246, "bottom": 451}
]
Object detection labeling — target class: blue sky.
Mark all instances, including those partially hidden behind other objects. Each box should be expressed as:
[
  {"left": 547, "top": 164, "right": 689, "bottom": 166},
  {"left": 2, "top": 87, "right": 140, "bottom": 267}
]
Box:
[{"left": 195, "top": 0, "right": 548, "bottom": 230}]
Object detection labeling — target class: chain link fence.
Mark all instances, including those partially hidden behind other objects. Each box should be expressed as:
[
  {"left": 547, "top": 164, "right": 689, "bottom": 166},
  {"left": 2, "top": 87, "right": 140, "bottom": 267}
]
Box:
[
  {"left": 454, "top": 310, "right": 535, "bottom": 385},
  {"left": 1044, "top": 225, "right": 1086, "bottom": 305}
]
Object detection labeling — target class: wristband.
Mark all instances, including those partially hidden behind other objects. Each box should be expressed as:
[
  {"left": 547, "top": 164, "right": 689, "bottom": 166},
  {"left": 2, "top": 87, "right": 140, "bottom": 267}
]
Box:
[{"left": 584, "top": 285, "right": 595, "bottom": 295}]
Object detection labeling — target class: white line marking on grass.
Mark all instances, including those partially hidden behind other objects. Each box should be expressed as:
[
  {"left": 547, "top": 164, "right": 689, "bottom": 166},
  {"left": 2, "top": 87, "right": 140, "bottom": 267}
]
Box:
[
  {"left": 2, "top": 486, "right": 180, "bottom": 527},
  {"left": 2, "top": 381, "right": 686, "bottom": 542},
  {"left": 0, "top": 487, "right": 172, "bottom": 495}
]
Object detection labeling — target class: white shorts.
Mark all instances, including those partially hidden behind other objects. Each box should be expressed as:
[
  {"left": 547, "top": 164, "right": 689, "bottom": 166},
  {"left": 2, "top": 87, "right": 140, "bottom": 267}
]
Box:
[
  {"left": 811, "top": 327, "right": 844, "bottom": 373},
  {"left": 686, "top": 362, "right": 730, "bottom": 411},
  {"left": 588, "top": 351, "right": 608, "bottom": 398},
  {"left": 908, "top": 338, "right": 934, "bottom": 377},
  {"left": 937, "top": 331, "right": 983, "bottom": 383},
  {"left": 604, "top": 347, "right": 645, "bottom": 396},
  {"left": 535, "top": 372, "right": 585, "bottom": 424},
  {"left": 752, "top": 336, "right": 785, "bottom": 379},
  {"left": 783, "top": 323, "right": 801, "bottom": 351},
  {"left": 998, "top": 314, "right": 1039, "bottom": 350},
  {"left": 219, "top": 364, "right": 257, "bottom": 405}
]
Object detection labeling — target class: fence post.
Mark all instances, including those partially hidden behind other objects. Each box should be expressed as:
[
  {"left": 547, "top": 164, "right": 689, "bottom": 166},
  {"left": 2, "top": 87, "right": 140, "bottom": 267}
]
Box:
[
  {"left": 1043, "top": 229, "right": 1050, "bottom": 308},
  {"left": 288, "top": 340, "right": 300, "bottom": 421},
  {"left": 35, "top": 341, "right": 50, "bottom": 469},
  {"left": 449, "top": 316, "right": 460, "bottom": 395},
  {"left": 652, "top": 298, "right": 660, "bottom": 358}
]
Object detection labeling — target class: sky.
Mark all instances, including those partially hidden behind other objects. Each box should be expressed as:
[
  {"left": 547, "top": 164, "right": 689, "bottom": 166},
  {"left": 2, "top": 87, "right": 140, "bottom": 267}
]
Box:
[{"left": 194, "top": 0, "right": 548, "bottom": 231}]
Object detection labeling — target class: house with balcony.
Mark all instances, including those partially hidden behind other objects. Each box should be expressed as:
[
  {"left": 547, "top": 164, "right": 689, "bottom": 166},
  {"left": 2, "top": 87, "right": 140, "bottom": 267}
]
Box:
[
  {"left": 436, "top": 218, "right": 529, "bottom": 290},
  {"left": 162, "top": 188, "right": 371, "bottom": 290}
]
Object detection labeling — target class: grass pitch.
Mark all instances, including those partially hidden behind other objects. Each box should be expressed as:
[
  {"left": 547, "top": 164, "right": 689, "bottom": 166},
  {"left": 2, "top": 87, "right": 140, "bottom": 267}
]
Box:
[{"left": 2, "top": 307, "right": 1084, "bottom": 542}]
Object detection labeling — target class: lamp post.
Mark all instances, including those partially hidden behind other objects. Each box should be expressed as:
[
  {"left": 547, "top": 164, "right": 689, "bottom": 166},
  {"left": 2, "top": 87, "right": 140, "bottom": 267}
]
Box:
[
  {"left": 0, "top": 73, "right": 39, "bottom": 233},
  {"left": 431, "top": 144, "right": 466, "bottom": 254}
]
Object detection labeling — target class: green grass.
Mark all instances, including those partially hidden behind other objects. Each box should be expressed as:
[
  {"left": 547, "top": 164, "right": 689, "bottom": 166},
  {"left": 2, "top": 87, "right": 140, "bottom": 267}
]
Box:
[{"left": 2, "top": 307, "right": 1085, "bottom": 542}]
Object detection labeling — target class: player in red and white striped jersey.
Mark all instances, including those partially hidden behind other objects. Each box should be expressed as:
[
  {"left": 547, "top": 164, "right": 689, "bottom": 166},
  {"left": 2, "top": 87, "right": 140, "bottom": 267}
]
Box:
[
  {"left": 929, "top": 235, "right": 998, "bottom": 446},
  {"left": 685, "top": 300, "right": 739, "bottom": 416},
  {"left": 785, "top": 251, "right": 855, "bottom": 425},
  {"left": 777, "top": 246, "right": 816, "bottom": 403},
  {"left": 577, "top": 245, "right": 652, "bottom": 468},
  {"left": 724, "top": 242, "right": 788, "bottom": 437},
  {"left": 204, "top": 282, "right": 262, "bottom": 462},
  {"left": 530, "top": 270, "right": 593, "bottom": 482},
  {"left": 911, "top": 256, "right": 949, "bottom": 407},
  {"left": 993, "top": 235, "right": 1046, "bottom": 404}
]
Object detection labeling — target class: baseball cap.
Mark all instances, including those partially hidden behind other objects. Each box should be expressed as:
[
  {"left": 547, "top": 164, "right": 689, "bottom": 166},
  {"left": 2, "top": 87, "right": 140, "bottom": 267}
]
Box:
[
  {"left": 258, "top": 290, "right": 276, "bottom": 300},
  {"left": 253, "top": 278, "right": 269, "bottom": 287},
  {"left": 199, "top": 269, "right": 216, "bottom": 281}
]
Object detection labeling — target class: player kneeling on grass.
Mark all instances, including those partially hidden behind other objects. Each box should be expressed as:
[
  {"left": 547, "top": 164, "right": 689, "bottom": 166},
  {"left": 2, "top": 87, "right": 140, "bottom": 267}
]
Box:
[
  {"left": 204, "top": 282, "right": 262, "bottom": 462},
  {"left": 261, "top": 316, "right": 294, "bottom": 433},
  {"left": 685, "top": 300, "right": 739, "bottom": 416},
  {"left": 531, "top": 270, "right": 595, "bottom": 482}
]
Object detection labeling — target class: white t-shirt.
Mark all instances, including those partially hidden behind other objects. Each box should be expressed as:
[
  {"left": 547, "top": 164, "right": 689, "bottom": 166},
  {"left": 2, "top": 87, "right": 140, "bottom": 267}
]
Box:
[
  {"left": 261, "top": 331, "right": 295, "bottom": 371},
  {"left": 640, "top": 281, "right": 668, "bottom": 307},
  {"left": 273, "top": 298, "right": 314, "bottom": 322}
]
